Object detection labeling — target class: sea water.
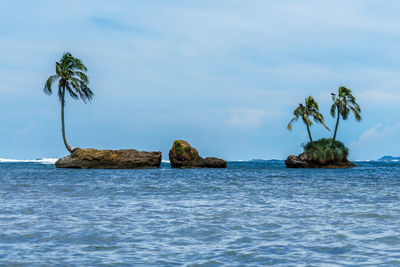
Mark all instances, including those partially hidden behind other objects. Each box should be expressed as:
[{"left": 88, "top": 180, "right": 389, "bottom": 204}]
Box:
[{"left": 0, "top": 161, "right": 399, "bottom": 266}]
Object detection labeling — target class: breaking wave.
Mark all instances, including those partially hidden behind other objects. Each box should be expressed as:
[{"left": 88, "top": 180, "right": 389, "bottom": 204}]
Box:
[{"left": 0, "top": 158, "right": 57, "bottom": 164}]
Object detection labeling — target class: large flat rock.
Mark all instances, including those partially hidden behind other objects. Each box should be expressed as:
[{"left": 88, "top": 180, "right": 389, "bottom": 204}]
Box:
[{"left": 56, "top": 148, "right": 162, "bottom": 169}]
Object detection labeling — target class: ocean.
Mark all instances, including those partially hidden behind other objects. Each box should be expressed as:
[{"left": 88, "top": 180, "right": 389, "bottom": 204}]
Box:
[{"left": 0, "top": 160, "right": 399, "bottom": 266}]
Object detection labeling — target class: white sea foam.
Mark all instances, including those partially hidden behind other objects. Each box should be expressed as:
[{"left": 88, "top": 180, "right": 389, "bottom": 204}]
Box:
[
  {"left": 162, "top": 160, "right": 170, "bottom": 163},
  {"left": 0, "top": 158, "right": 57, "bottom": 164}
]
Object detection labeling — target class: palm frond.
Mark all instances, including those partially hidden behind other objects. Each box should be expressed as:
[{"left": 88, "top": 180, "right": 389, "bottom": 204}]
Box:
[
  {"left": 287, "top": 117, "right": 299, "bottom": 131},
  {"left": 339, "top": 86, "right": 351, "bottom": 97},
  {"left": 70, "top": 56, "right": 87, "bottom": 71},
  {"left": 305, "top": 96, "right": 319, "bottom": 110},
  {"left": 341, "top": 107, "right": 350, "bottom": 120},
  {"left": 66, "top": 84, "right": 79, "bottom": 100},
  {"left": 330, "top": 102, "right": 337, "bottom": 118},
  {"left": 350, "top": 106, "right": 362, "bottom": 121},
  {"left": 74, "top": 71, "right": 89, "bottom": 83},
  {"left": 352, "top": 102, "right": 361, "bottom": 113},
  {"left": 318, "top": 119, "right": 331, "bottom": 131},
  {"left": 43, "top": 74, "right": 58, "bottom": 95},
  {"left": 81, "top": 85, "right": 94, "bottom": 102},
  {"left": 293, "top": 106, "right": 302, "bottom": 117}
]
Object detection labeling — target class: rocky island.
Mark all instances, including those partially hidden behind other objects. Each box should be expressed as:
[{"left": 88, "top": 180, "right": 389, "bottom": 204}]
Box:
[
  {"left": 285, "top": 138, "right": 355, "bottom": 169},
  {"left": 56, "top": 148, "right": 162, "bottom": 169},
  {"left": 286, "top": 87, "right": 361, "bottom": 169},
  {"left": 169, "top": 140, "right": 227, "bottom": 168}
]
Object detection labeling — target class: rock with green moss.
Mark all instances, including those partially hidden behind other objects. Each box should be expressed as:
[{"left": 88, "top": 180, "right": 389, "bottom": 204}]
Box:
[
  {"left": 56, "top": 148, "right": 162, "bottom": 169},
  {"left": 285, "top": 138, "right": 356, "bottom": 168},
  {"left": 169, "top": 140, "right": 227, "bottom": 168}
]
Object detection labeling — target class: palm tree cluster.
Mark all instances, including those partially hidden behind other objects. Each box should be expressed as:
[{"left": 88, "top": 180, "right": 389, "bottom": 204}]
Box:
[{"left": 287, "top": 86, "right": 361, "bottom": 145}]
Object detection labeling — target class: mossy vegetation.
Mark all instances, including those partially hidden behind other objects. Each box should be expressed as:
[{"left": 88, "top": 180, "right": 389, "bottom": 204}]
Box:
[
  {"left": 173, "top": 140, "right": 196, "bottom": 159},
  {"left": 173, "top": 141, "right": 184, "bottom": 159},
  {"left": 173, "top": 140, "right": 182, "bottom": 148},
  {"left": 303, "top": 138, "right": 349, "bottom": 164}
]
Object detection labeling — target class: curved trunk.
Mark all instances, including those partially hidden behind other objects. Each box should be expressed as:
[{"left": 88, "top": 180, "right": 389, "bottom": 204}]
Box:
[
  {"left": 306, "top": 123, "right": 313, "bottom": 143},
  {"left": 332, "top": 106, "right": 340, "bottom": 145},
  {"left": 61, "top": 91, "right": 73, "bottom": 153}
]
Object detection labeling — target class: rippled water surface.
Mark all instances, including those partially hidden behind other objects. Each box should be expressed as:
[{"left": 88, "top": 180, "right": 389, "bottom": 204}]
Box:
[{"left": 1, "top": 161, "right": 400, "bottom": 266}]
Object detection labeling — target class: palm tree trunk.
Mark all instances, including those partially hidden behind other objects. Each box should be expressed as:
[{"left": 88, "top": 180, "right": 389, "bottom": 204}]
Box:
[
  {"left": 61, "top": 92, "right": 73, "bottom": 153},
  {"left": 306, "top": 123, "right": 313, "bottom": 143},
  {"left": 332, "top": 106, "right": 340, "bottom": 145}
]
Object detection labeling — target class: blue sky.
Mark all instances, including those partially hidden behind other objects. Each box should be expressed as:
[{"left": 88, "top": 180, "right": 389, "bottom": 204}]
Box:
[{"left": 1, "top": 0, "right": 400, "bottom": 160}]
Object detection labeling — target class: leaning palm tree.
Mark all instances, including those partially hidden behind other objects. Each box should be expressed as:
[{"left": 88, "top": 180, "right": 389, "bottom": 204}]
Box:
[
  {"left": 43, "top": 52, "right": 93, "bottom": 153},
  {"left": 287, "top": 96, "right": 330, "bottom": 142},
  {"left": 330, "top": 86, "right": 361, "bottom": 144}
]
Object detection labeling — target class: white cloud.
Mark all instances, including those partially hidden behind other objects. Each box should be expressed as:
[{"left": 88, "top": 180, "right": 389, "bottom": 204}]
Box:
[
  {"left": 350, "top": 122, "right": 400, "bottom": 149},
  {"left": 225, "top": 108, "right": 269, "bottom": 129}
]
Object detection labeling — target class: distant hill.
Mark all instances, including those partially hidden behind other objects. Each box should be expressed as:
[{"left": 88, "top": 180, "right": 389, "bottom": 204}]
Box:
[{"left": 378, "top": 156, "right": 400, "bottom": 161}]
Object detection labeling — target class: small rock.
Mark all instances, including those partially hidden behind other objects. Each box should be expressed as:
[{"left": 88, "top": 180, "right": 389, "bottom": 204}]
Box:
[
  {"left": 169, "top": 140, "right": 227, "bottom": 168},
  {"left": 203, "top": 157, "right": 227, "bottom": 168}
]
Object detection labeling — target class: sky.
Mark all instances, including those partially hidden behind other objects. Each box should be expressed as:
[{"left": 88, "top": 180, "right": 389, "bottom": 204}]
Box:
[{"left": 1, "top": 0, "right": 400, "bottom": 160}]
